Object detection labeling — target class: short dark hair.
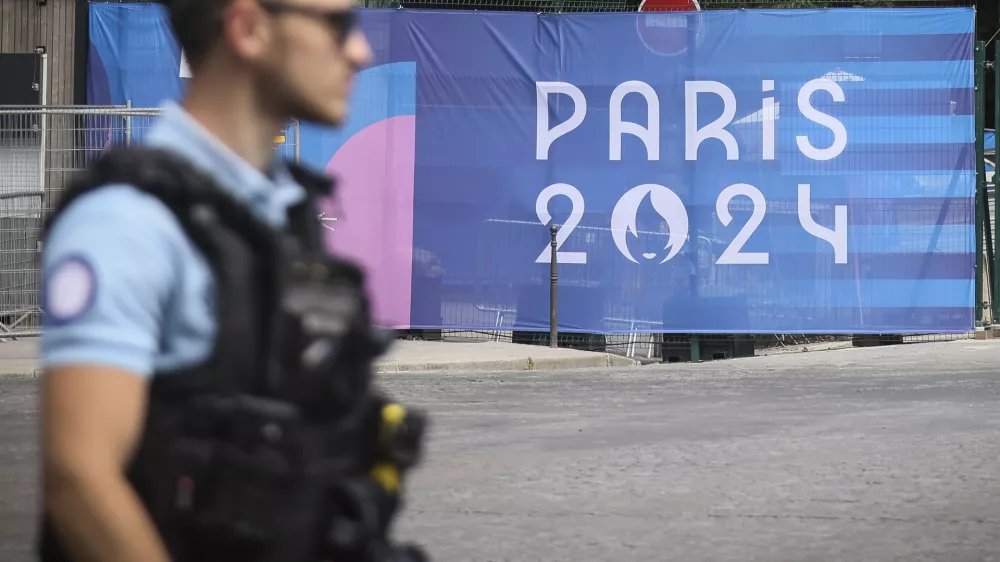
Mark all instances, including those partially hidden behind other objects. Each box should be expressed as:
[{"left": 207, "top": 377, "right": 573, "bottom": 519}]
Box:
[{"left": 164, "top": 0, "right": 233, "bottom": 69}]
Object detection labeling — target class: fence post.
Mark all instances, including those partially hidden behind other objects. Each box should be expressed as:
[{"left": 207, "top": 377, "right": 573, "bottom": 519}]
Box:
[
  {"left": 294, "top": 119, "right": 301, "bottom": 164},
  {"left": 37, "top": 46, "right": 48, "bottom": 196},
  {"left": 975, "top": 41, "right": 986, "bottom": 325},
  {"left": 549, "top": 224, "right": 558, "bottom": 348},
  {"left": 994, "top": 42, "right": 999, "bottom": 323},
  {"left": 125, "top": 99, "right": 133, "bottom": 147}
]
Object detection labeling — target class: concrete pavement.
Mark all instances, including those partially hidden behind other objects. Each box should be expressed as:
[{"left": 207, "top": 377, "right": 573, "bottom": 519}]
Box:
[
  {"left": 2, "top": 340, "right": 999, "bottom": 561},
  {"left": 0, "top": 337, "right": 638, "bottom": 376},
  {"left": 0, "top": 340, "right": 42, "bottom": 376},
  {"left": 381, "top": 339, "right": 1000, "bottom": 562}
]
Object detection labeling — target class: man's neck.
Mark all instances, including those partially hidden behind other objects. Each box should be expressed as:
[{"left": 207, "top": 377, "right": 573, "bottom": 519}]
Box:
[{"left": 181, "top": 77, "right": 286, "bottom": 173}]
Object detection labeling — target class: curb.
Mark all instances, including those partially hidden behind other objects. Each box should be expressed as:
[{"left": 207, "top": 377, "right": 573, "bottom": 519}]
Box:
[
  {"left": 755, "top": 341, "right": 854, "bottom": 356},
  {"left": 0, "top": 353, "right": 642, "bottom": 377},
  {"left": 0, "top": 371, "right": 37, "bottom": 378},
  {"left": 375, "top": 352, "right": 639, "bottom": 373}
]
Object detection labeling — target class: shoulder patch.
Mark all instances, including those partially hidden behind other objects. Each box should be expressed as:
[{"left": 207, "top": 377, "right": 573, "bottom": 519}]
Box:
[{"left": 44, "top": 255, "right": 98, "bottom": 325}]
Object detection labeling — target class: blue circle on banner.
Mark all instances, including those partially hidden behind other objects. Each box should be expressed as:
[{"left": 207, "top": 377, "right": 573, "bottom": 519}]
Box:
[{"left": 44, "top": 255, "right": 98, "bottom": 326}]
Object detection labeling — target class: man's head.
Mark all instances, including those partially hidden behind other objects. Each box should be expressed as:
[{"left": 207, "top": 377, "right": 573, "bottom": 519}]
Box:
[{"left": 168, "top": 0, "right": 373, "bottom": 126}]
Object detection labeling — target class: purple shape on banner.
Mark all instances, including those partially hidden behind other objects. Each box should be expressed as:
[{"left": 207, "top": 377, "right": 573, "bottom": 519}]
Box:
[
  {"left": 321, "top": 115, "right": 416, "bottom": 329},
  {"left": 87, "top": 44, "right": 112, "bottom": 105}
]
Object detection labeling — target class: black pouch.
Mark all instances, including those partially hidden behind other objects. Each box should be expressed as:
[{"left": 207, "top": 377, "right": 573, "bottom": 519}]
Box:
[{"left": 142, "top": 395, "right": 306, "bottom": 560}]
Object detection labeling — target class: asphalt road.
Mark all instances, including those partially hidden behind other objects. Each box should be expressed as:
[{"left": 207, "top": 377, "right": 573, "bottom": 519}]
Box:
[{"left": 2, "top": 339, "right": 999, "bottom": 562}]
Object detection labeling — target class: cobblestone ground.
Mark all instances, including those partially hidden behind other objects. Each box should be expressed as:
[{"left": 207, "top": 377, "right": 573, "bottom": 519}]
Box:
[{"left": 2, "top": 340, "right": 999, "bottom": 562}]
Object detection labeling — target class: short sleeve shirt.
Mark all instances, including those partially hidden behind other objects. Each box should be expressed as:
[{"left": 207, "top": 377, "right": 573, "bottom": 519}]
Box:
[{"left": 40, "top": 102, "right": 307, "bottom": 379}]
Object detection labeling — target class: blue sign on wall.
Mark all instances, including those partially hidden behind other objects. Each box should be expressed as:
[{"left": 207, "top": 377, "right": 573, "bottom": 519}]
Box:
[{"left": 88, "top": 5, "right": 977, "bottom": 334}]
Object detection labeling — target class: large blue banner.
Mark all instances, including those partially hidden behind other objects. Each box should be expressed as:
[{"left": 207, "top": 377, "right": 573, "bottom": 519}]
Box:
[{"left": 88, "top": 4, "right": 977, "bottom": 334}]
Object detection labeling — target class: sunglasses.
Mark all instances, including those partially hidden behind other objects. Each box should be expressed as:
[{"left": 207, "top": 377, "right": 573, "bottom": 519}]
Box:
[{"left": 258, "top": 2, "right": 358, "bottom": 45}]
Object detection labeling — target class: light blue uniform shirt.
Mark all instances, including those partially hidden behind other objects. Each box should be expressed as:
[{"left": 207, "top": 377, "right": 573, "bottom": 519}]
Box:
[{"left": 40, "top": 102, "right": 307, "bottom": 378}]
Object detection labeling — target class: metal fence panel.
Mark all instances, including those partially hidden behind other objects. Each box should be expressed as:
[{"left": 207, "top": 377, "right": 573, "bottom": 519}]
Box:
[{"left": 0, "top": 105, "right": 300, "bottom": 339}]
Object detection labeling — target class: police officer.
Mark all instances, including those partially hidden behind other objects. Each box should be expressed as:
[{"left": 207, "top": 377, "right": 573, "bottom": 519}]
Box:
[{"left": 37, "top": 1, "right": 424, "bottom": 561}]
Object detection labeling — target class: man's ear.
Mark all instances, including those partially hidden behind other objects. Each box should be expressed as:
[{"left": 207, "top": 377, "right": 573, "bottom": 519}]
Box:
[{"left": 221, "top": 0, "right": 274, "bottom": 64}]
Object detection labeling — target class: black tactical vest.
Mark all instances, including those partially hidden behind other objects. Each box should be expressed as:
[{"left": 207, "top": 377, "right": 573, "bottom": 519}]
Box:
[{"left": 37, "top": 147, "right": 427, "bottom": 562}]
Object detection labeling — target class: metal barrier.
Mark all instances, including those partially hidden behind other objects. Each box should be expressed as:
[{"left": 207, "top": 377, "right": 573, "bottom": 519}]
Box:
[{"left": 0, "top": 104, "right": 301, "bottom": 339}]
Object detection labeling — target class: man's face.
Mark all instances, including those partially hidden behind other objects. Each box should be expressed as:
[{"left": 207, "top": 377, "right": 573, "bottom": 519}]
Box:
[{"left": 237, "top": 0, "right": 373, "bottom": 126}]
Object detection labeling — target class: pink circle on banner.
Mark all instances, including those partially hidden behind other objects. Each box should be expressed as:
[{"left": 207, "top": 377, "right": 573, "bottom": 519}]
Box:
[{"left": 320, "top": 115, "right": 416, "bottom": 330}]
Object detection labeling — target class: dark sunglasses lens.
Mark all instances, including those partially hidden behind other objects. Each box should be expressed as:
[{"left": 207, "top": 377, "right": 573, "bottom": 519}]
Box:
[{"left": 328, "top": 11, "right": 356, "bottom": 43}]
